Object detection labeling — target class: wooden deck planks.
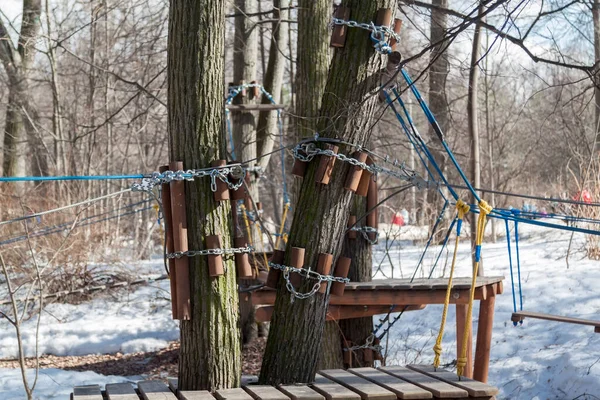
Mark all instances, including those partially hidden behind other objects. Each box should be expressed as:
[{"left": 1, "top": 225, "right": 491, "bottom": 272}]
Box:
[
  {"left": 105, "top": 383, "right": 139, "bottom": 400},
  {"left": 180, "top": 391, "right": 218, "bottom": 400},
  {"left": 215, "top": 388, "right": 255, "bottom": 400},
  {"left": 348, "top": 368, "right": 432, "bottom": 399},
  {"left": 311, "top": 373, "right": 362, "bottom": 400},
  {"left": 406, "top": 365, "right": 499, "bottom": 397},
  {"left": 318, "top": 369, "right": 396, "bottom": 400},
  {"left": 379, "top": 366, "right": 468, "bottom": 398},
  {"left": 138, "top": 380, "right": 178, "bottom": 400},
  {"left": 278, "top": 385, "right": 325, "bottom": 400},
  {"left": 73, "top": 385, "right": 103, "bottom": 400},
  {"left": 243, "top": 385, "right": 290, "bottom": 400}
]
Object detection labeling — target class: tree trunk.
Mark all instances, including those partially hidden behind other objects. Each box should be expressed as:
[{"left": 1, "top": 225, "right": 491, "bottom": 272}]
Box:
[
  {"left": 259, "top": 0, "right": 393, "bottom": 385},
  {"left": 468, "top": 1, "right": 483, "bottom": 275},
  {"left": 594, "top": 0, "right": 600, "bottom": 150},
  {"left": 169, "top": 0, "right": 241, "bottom": 390},
  {"left": 484, "top": 31, "right": 496, "bottom": 243},
  {"left": 339, "top": 196, "right": 373, "bottom": 367},
  {"left": 427, "top": 0, "right": 450, "bottom": 240}
]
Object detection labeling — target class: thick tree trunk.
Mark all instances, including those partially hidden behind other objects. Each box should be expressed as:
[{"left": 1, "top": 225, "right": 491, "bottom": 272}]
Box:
[
  {"left": 339, "top": 196, "right": 374, "bottom": 367},
  {"left": 427, "top": 0, "right": 450, "bottom": 240},
  {"left": 169, "top": 0, "right": 241, "bottom": 390},
  {"left": 259, "top": 0, "right": 393, "bottom": 385},
  {"left": 469, "top": 1, "right": 483, "bottom": 274},
  {"left": 594, "top": 0, "right": 600, "bottom": 150}
]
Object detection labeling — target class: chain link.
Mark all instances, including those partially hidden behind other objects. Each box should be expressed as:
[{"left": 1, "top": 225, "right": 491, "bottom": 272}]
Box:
[
  {"left": 331, "top": 18, "right": 399, "bottom": 54},
  {"left": 167, "top": 246, "right": 253, "bottom": 259},
  {"left": 269, "top": 261, "right": 349, "bottom": 300},
  {"left": 226, "top": 83, "right": 277, "bottom": 106},
  {"left": 131, "top": 165, "right": 246, "bottom": 193},
  {"left": 350, "top": 226, "right": 379, "bottom": 245},
  {"left": 343, "top": 334, "right": 384, "bottom": 354}
]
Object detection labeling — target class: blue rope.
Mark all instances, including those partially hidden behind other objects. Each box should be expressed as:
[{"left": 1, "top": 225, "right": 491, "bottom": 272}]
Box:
[
  {"left": 0, "top": 174, "right": 145, "bottom": 182},
  {"left": 512, "top": 209, "right": 524, "bottom": 322},
  {"left": 505, "top": 218, "right": 518, "bottom": 325}
]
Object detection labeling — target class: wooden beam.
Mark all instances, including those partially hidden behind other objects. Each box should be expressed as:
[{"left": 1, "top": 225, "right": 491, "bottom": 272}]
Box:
[
  {"left": 252, "top": 286, "right": 490, "bottom": 306},
  {"left": 254, "top": 305, "right": 426, "bottom": 323},
  {"left": 512, "top": 310, "right": 600, "bottom": 330},
  {"left": 226, "top": 104, "right": 285, "bottom": 111}
]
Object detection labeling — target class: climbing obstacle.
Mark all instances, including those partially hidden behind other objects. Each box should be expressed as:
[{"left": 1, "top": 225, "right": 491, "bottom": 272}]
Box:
[
  {"left": 511, "top": 310, "right": 600, "bottom": 333},
  {"left": 72, "top": 366, "right": 499, "bottom": 400}
]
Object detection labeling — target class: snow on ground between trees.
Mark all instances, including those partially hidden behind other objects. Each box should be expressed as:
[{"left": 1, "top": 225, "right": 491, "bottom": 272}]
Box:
[{"left": 1, "top": 221, "right": 600, "bottom": 399}]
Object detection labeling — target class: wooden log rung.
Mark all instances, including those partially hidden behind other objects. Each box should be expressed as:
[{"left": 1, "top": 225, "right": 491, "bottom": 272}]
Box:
[
  {"left": 512, "top": 310, "right": 600, "bottom": 331},
  {"left": 226, "top": 104, "right": 285, "bottom": 111}
]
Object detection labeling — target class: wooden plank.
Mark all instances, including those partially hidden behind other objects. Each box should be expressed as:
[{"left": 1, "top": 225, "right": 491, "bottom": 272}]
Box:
[
  {"left": 180, "top": 392, "right": 217, "bottom": 400},
  {"left": 256, "top": 305, "right": 426, "bottom": 322},
  {"left": 226, "top": 104, "right": 285, "bottom": 111},
  {"left": 278, "top": 385, "right": 325, "bottom": 400},
  {"left": 73, "top": 385, "right": 103, "bottom": 400},
  {"left": 311, "top": 374, "right": 361, "bottom": 400},
  {"left": 348, "top": 368, "right": 432, "bottom": 399},
  {"left": 243, "top": 385, "right": 290, "bottom": 400},
  {"left": 512, "top": 310, "right": 600, "bottom": 328},
  {"left": 215, "top": 388, "right": 254, "bottom": 400},
  {"left": 406, "top": 365, "right": 498, "bottom": 397},
  {"left": 380, "top": 366, "right": 468, "bottom": 398},
  {"left": 138, "top": 380, "right": 177, "bottom": 400},
  {"left": 318, "top": 369, "right": 396, "bottom": 400},
  {"left": 106, "top": 383, "right": 139, "bottom": 400},
  {"left": 168, "top": 379, "right": 178, "bottom": 393}
]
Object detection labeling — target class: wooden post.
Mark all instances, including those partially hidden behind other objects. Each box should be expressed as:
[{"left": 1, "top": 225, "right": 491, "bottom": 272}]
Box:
[
  {"left": 474, "top": 293, "right": 496, "bottom": 383},
  {"left": 239, "top": 80, "right": 246, "bottom": 96},
  {"left": 316, "top": 253, "right": 333, "bottom": 294},
  {"left": 169, "top": 161, "right": 191, "bottom": 320},
  {"left": 344, "top": 151, "right": 368, "bottom": 192},
  {"left": 456, "top": 304, "right": 473, "bottom": 379},
  {"left": 330, "top": 6, "right": 351, "bottom": 48},
  {"left": 347, "top": 215, "right": 357, "bottom": 239},
  {"left": 250, "top": 80, "right": 260, "bottom": 99},
  {"left": 211, "top": 160, "right": 230, "bottom": 202},
  {"left": 356, "top": 157, "right": 373, "bottom": 196},
  {"left": 331, "top": 257, "right": 351, "bottom": 296},
  {"left": 376, "top": 8, "right": 392, "bottom": 27},
  {"left": 366, "top": 178, "right": 378, "bottom": 242},
  {"left": 363, "top": 348, "right": 374, "bottom": 365},
  {"left": 206, "top": 235, "right": 224, "bottom": 277},
  {"left": 160, "top": 165, "right": 178, "bottom": 320},
  {"left": 290, "top": 247, "right": 305, "bottom": 287},
  {"left": 315, "top": 144, "right": 339, "bottom": 185},
  {"left": 265, "top": 249, "right": 285, "bottom": 288},
  {"left": 234, "top": 237, "right": 253, "bottom": 278},
  {"left": 390, "top": 19, "right": 403, "bottom": 51}
]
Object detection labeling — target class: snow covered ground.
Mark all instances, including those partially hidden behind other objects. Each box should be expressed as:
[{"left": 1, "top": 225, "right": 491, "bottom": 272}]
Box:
[{"left": 1, "top": 220, "right": 600, "bottom": 399}]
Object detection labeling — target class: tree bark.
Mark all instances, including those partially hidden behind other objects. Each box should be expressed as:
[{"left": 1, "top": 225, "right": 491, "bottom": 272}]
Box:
[
  {"left": 594, "top": 0, "right": 600, "bottom": 150},
  {"left": 259, "top": 0, "right": 393, "bottom": 385},
  {"left": 339, "top": 196, "right": 374, "bottom": 367},
  {"left": 169, "top": 0, "right": 241, "bottom": 390},
  {"left": 469, "top": 1, "right": 483, "bottom": 275},
  {"left": 427, "top": 0, "right": 450, "bottom": 239}
]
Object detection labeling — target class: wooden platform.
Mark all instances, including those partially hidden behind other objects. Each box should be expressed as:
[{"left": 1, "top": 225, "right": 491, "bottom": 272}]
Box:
[
  {"left": 511, "top": 310, "right": 600, "bottom": 333},
  {"left": 71, "top": 366, "right": 499, "bottom": 400}
]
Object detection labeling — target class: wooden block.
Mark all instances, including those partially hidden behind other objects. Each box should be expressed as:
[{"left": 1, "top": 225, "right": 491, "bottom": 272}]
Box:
[
  {"left": 376, "top": 8, "right": 393, "bottom": 28},
  {"left": 243, "top": 385, "right": 290, "bottom": 400},
  {"left": 73, "top": 385, "right": 103, "bottom": 400},
  {"left": 390, "top": 19, "right": 403, "bottom": 51},
  {"left": 380, "top": 366, "right": 467, "bottom": 398},
  {"left": 266, "top": 250, "right": 285, "bottom": 288},
  {"left": 315, "top": 144, "right": 339, "bottom": 185},
  {"left": 366, "top": 179, "right": 378, "bottom": 242},
  {"left": 331, "top": 257, "right": 351, "bottom": 296},
  {"left": 317, "top": 253, "right": 333, "bottom": 293},
  {"left": 235, "top": 236, "right": 253, "bottom": 278},
  {"left": 215, "top": 388, "right": 254, "bottom": 400},
  {"left": 331, "top": 6, "right": 351, "bottom": 48},
  {"left": 311, "top": 374, "right": 361, "bottom": 400},
  {"left": 106, "top": 383, "right": 139, "bottom": 400},
  {"left": 180, "top": 392, "right": 217, "bottom": 400},
  {"left": 292, "top": 159, "right": 308, "bottom": 178},
  {"left": 206, "top": 234, "right": 224, "bottom": 277},
  {"left": 348, "top": 368, "right": 432, "bottom": 399},
  {"left": 160, "top": 165, "right": 178, "bottom": 319},
  {"left": 279, "top": 385, "right": 325, "bottom": 400},
  {"left": 406, "top": 365, "right": 499, "bottom": 397},
  {"left": 318, "top": 369, "right": 396, "bottom": 400},
  {"left": 138, "top": 380, "right": 178, "bottom": 400},
  {"left": 344, "top": 152, "right": 368, "bottom": 192},
  {"left": 347, "top": 215, "right": 357, "bottom": 239},
  {"left": 290, "top": 247, "right": 306, "bottom": 287},
  {"left": 356, "top": 158, "right": 373, "bottom": 197},
  {"left": 250, "top": 80, "right": 260, "bottom": 99},
  {"left": 211, "top": 160, "right": 230, "bottom": 202}
]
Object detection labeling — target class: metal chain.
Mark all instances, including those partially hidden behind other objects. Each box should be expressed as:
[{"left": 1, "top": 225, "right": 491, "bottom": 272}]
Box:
[
  {"left": 131, "top": 165, "right": 246, "bottom": 193},
  {"left": 343, "top": 334, "right": 384, "bottom": 354},
  {"left": 269, "top": 261, "right": 349, "bottom": 300},
  {"left": 167, "top": 246, "right": 253, "bottom": 259},
  {"left": 225, "top": 83, "right": 277, "bottom": 106},
  {"left": 331, "top": 18, "right": 398, "bottom": 54},
  {"left": 350, "top": 226, "right": 379, "bottom": 245}
]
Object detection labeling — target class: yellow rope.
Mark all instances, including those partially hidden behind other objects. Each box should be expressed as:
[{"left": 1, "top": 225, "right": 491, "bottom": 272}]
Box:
[
  {"left": 275, "top": 202, "right": 290, "bottom": 250},
  {"left": 240, "top": 204, "right": 259, "bottom": 276},
  {"left": 255, "top": 222, "right": 270, "bottom": 271},
  {"left": 432, "top": 199, "right": 470, "bottom": 369},
  {"left": 456, "top": 199, "right": 493, "bottom": 377}
]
